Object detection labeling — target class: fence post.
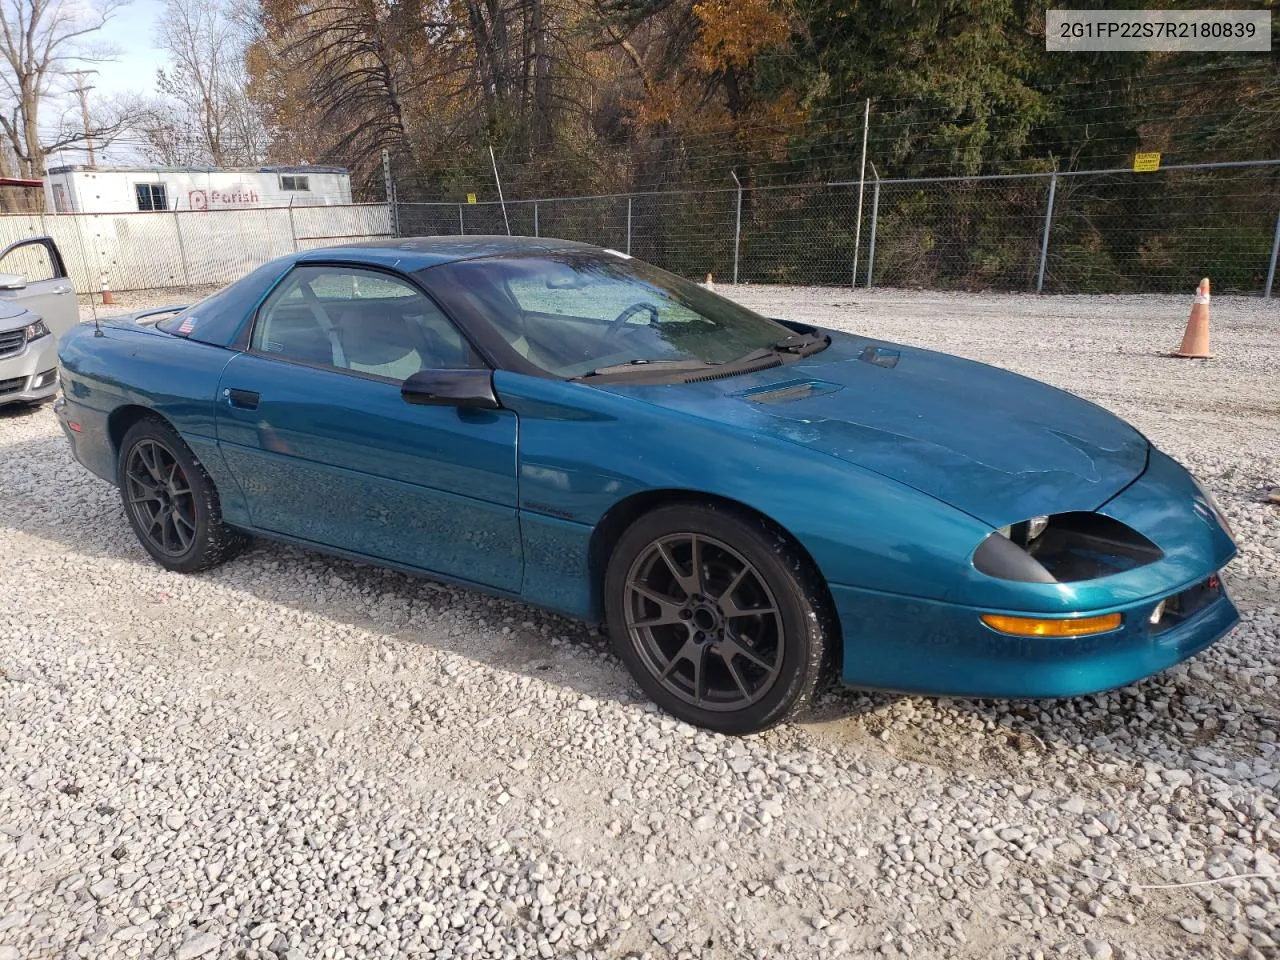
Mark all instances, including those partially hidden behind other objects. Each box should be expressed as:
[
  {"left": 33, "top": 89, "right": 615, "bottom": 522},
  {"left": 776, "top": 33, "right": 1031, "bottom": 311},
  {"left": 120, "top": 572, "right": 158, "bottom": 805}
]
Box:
[
  {"left": 1036, "top": 172, "right": 1057, "bottom": 294},
  {"left": 534, "top": 200, "right": 539, "bottom": 238},
  {"left": 66, "top": 210, "right": 94, "bottom": 296},
  {"left": 458, "top": 204, "right": 465, "bottom": 235},
  {"left": 865, "top": 170, "right": 880, "bottom": 288},
  {"left": 851, "top": 97, "right": 870, "bottom": 288},
  {"left": 488, "top": 145, "right": 511, "bottom": 236},
  {"left": 288, "top": 196, "right": 299, "bottom": 252},
  {"left": 626, "top": 196, "right": 632, "bottom": 255},
  {"left": 174, "top": 210, "right": 191, "bottom": 286},
  {"left": 730, "top": 171, "right": 742, "bottom": 284},
  {"left": 382, "top": 149, "right": 398, "bottom": 237},
  {"left": 1266, "top": 206, "right": 1280, "bottom": 298}
]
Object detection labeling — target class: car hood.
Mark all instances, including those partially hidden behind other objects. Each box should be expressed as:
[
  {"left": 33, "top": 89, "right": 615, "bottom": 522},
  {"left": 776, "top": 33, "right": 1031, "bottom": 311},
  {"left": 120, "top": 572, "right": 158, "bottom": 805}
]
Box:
[
  {"left": 0, "top": 299, "right": 32, "bottom": 331},
  {"left": 599, "top": 331, "right": 1149, "bottom": 527}
]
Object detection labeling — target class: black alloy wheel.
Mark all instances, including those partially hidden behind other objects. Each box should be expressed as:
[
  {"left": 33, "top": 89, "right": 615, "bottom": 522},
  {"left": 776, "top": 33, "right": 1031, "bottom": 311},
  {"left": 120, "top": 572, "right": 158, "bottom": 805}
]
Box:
[
  {"left": 624, "top": 532, "right": 784, "bottom": 712},
  {"left": 117, "top": 416, "right": 247, "bottom": 573},
  {"left": 605, "top": 503, "right": 833, "bottom": 734},
  {"left": 124, "top": 438, "right": 197, "bottom": 557}
]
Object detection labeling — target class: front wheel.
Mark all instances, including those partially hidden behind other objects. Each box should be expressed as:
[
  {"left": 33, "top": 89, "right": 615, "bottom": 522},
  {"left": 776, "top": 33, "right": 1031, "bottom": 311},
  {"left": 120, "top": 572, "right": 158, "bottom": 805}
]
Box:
[
  {"left": 604, "top": 503, "right": 834, "bottom": 735},
  {"left": 117, "top": 416, "right": 247, "bottom": 573}
]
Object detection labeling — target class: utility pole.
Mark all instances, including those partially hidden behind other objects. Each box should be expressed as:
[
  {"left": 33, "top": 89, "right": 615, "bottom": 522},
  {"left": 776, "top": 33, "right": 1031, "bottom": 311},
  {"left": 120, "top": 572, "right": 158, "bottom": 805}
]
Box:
[{"left": 70, "top": 70, "right": 98, "bottom": 166}]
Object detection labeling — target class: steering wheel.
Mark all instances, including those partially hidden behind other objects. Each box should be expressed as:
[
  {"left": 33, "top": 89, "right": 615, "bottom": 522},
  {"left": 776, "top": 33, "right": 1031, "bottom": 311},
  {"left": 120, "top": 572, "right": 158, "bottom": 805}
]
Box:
[{"left": 603, "top": 301, "right": 660, "bottom": 341}]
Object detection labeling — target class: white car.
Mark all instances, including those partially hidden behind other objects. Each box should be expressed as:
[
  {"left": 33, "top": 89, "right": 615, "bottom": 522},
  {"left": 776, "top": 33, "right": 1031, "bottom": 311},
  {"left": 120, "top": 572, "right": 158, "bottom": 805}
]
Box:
[{"left": 0, "top": 237, "right": 78, "bottom": 408}]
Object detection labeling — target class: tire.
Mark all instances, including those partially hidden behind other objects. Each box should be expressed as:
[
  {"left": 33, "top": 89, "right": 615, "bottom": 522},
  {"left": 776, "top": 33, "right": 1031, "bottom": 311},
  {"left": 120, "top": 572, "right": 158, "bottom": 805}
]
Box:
[
  {"left": 604, "top": 502, "right": 834, "bottom": 735},
  {"left": 116, "top": 415, "right": 247, "bottom": 573}
]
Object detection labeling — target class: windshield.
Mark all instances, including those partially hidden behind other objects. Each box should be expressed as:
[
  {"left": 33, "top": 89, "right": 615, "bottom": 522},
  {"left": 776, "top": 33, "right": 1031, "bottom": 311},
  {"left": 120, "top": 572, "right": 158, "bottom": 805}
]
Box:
[{"left": 425, "top": 251, "right": 795, "bottom": 378}]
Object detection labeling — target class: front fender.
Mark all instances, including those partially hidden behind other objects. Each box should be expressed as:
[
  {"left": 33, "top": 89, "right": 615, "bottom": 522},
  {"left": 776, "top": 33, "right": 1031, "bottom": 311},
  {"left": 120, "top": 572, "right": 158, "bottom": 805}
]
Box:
[{"left": 496, "top": 371, "right": 989, "bottom": 617}]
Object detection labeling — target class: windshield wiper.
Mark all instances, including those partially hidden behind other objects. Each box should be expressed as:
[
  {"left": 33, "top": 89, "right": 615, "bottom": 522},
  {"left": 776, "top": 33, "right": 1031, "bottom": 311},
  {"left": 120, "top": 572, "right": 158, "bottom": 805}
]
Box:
[
  {"left": 574, "top": 334, "right": 828, "bottom": 382},
  {"left": 774, "top": 333, "right": 828, "bottom": 352},
  {"left": 730, "top": 333, "right": 829, "bottom": 365},
  {"left": 574, "top": 358, "right": 718, "bottom": 380}
]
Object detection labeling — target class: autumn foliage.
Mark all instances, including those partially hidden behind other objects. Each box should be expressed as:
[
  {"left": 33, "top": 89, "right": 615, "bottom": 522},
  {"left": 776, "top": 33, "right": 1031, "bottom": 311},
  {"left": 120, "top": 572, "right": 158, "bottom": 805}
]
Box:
[{"left": 236, "top": 0, "right": 1276, "bottom": 202}]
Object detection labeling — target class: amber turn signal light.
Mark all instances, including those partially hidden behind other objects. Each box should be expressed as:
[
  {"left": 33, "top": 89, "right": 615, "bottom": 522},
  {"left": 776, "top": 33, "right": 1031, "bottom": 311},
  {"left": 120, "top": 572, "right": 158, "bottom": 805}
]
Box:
[{"left": 980, "top": 612, "right": 1123, "bottom": 637}]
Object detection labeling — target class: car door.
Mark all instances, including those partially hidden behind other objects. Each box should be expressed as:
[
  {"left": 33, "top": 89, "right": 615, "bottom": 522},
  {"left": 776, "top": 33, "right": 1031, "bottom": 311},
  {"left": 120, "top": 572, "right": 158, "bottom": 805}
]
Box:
[
  {"left": 214, "top": 263, "right": 523, "bottom": 592},
  {"left": 0, "top": 238, "right": 76, "bottom": 335}
]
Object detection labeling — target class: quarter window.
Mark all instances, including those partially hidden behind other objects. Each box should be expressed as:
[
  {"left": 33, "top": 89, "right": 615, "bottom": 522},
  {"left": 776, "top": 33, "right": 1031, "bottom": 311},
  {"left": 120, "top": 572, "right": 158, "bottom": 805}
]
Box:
[
  {"left": 135, "top": 183, "right": 168, "bottom": 211},
  {"left": 253, "top": 266, "right": 481, "bottom": 380}
]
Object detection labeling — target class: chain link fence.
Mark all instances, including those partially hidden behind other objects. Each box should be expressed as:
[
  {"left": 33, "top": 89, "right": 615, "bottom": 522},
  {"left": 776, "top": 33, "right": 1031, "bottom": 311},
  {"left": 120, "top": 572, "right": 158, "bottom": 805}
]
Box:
[
  {"left": 396, "top": 159, "right": 1280, "bottom": 296},
  {"left": 4, "top": 162, "right": 1274, "bottom": 298}
]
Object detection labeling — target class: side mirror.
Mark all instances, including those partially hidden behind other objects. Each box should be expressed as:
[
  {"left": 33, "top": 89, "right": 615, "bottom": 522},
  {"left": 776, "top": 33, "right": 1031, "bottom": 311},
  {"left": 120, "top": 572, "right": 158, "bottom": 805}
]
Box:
[
  {"left": 401, "top": 369, "right": 500, "bottom": 409},
  {"left": 0, "top": 273, "right": 27, "bottom": 290}
]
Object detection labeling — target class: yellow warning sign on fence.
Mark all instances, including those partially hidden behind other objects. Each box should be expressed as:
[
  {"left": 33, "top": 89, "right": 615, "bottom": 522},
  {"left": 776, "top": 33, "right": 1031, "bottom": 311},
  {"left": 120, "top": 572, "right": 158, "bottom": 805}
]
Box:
[
  {"left": 1133, "top": 152, "right": 1161, "bottom": 173},
  {"left": 466, "top": 193, "right": 477, "bottom": 204}
]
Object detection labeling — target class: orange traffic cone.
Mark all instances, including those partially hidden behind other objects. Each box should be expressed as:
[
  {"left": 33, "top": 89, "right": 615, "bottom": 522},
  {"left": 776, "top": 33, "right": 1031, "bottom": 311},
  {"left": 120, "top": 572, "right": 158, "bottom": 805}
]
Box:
[
  {"left": 100, "top": 278, "right": 114, "bottom": 306},
  {"left": 704, "top": 272, "right": 715, "bottom": 291},
  {"left": 1174, "top": 277, "right": 1212, "bottom": 358}
]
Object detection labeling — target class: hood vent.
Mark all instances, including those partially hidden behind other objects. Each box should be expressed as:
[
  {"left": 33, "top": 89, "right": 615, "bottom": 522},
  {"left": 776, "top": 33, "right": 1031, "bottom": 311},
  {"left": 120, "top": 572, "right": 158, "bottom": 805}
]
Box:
[
  {"left": 736, "top": 378, "right": 844, "bottom": 404},
  {"left": 859, "top": 345, "right": 901, "bottom": 368}
]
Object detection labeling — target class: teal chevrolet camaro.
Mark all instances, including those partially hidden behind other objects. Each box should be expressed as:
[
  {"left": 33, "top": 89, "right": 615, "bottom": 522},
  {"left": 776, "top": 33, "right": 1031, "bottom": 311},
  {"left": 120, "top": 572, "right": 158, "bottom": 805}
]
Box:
[{"left": 55, "top": 237, "right": 1239, "bottom": 734}]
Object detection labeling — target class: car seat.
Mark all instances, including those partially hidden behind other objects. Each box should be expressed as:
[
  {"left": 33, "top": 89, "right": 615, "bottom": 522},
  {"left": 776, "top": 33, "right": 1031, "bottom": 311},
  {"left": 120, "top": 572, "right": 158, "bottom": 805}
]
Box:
[
  {"left": 336, "top": 306, "right": 423, "bottom": 380},
  {"left": 259, "top": 309, "right": 338, "bottom": 366}
]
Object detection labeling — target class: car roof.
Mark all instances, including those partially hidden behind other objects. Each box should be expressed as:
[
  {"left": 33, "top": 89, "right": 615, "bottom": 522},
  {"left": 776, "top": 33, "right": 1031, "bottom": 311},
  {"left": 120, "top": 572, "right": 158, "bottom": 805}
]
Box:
[
  {"left": 295, "top": 235, "right": 601, "bottom": 271},
  {"left": 164, "top": 236, "right": 609, "bottom": 349}
]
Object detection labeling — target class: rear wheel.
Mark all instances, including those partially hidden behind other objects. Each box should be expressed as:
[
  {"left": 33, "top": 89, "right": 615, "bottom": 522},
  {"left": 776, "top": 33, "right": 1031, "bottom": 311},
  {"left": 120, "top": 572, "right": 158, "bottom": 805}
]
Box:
[
  {"left": 117, "top": 417, "right": 246, "bottom": 573},
  {"left": 605, "top": 503, "right": 833, "bottom": 734}
]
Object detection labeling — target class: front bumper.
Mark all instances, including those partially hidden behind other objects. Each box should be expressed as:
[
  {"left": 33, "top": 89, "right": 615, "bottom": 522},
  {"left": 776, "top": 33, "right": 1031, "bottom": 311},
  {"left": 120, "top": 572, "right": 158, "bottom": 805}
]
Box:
[
  {"left": 832, "top": 576, "right": 1238, "bottom": 698},
  {"left": 0, "top": 332, "right": 58, "bottom": 405},
  {"left": 833, "top": 447, "right": 1240, "bottom": 698}
]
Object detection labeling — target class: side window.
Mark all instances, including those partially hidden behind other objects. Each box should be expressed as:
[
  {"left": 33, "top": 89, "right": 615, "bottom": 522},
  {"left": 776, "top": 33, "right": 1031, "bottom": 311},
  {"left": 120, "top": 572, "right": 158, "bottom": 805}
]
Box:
[
  {"left": 0, "top": 240, "right": 58, "bottom": 283},
  {"left": 252, "top": 266, "right": 482, "bottom": 380},
  {"left": 135, "top": 184, "right": 168, "bottom": 211}
]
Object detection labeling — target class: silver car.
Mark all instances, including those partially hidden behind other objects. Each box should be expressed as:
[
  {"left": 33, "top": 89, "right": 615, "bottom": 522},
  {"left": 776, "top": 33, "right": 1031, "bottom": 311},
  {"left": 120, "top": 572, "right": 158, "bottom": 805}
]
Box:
[{"left": 0, "top": 237, "right": 78, "bottom": 407}]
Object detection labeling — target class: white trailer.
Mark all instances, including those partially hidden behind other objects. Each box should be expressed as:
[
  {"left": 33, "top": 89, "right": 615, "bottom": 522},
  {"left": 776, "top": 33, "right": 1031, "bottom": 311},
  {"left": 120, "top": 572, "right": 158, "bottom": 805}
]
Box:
[{"left": 44, "top": 165, "right": 353, "bottom": 214}]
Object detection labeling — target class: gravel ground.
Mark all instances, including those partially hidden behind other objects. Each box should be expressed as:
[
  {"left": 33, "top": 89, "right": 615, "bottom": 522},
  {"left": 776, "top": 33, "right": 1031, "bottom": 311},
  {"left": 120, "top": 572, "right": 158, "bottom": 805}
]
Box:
[{"left": 2, "top": 286, "right": 1277, "bottom": 960}]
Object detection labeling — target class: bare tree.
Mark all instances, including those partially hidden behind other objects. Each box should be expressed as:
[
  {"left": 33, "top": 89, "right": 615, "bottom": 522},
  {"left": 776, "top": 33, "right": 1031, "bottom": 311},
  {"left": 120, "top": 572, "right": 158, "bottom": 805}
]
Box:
[
  {"left": 254, "top": 0, "right": 418, "bottom": 191},
  {"left": 0, "top": 0, "right": 130, "bottom": 176},
  {"left": 155, "top": 0, "right": 266, "bottom": 166},
  {"left": 115, "top": 91, "right": 206, "bottom": 165}
]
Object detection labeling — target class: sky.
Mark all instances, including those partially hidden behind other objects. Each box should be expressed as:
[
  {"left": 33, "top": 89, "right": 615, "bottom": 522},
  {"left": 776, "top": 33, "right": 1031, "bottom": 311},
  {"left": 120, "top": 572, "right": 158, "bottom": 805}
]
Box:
[
  {"left": 95, "top": 0, "right": 168, "bottom": 98},
  {"left": 43, "top": 0, "right": 167, "bottom": 166}
]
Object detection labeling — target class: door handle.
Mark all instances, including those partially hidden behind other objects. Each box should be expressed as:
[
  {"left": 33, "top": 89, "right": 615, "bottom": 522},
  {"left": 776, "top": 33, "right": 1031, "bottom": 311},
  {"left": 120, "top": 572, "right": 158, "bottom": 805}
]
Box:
[
  {"left": 224, "top": 387, "right": 260, "bottom": 410},
  {"left": 52, "top": 286, "right": 72, "bottom": 295}
]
